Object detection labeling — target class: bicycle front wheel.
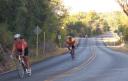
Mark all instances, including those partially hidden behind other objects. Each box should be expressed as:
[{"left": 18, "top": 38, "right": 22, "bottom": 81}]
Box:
[
  {"left": 16, "top": 61, "right": 25, "bottom": 78},
  {"left": 71, "top": 49, "right": 75, "bottom": 60}
]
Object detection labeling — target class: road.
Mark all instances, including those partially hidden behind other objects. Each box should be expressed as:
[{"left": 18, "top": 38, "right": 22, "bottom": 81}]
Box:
[{"left": 1, "top": 37, "right": 128, "bottom": 81}]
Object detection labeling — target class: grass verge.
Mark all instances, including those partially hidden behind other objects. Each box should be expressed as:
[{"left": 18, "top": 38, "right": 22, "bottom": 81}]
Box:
[
  {"left": 30, "top": 48, "right": 68, "bottom": 64},
  {"left": 106, "top": 42, "right": 128, "bottom": 54},
  {"left": 0, "top": 48, "right": 68, "bottom": 74}
]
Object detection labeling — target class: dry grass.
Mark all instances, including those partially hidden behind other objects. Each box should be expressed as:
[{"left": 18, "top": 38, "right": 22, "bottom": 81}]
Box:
[
  {"left": 109, "top": 43, "right": 128, "bottom": 54},
  {"left": 110, "top": 47, "right": 128, "bottom": 53},
  {"left": 30, "top": 48, "right": 68, "bottom": 63},
  {"left": 0, "top": 48, "right": 68, "bottom": 74}
]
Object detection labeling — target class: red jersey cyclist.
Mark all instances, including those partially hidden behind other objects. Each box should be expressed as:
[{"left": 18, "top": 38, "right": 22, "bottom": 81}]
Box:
[
  {"left": 66, "top": 36, "right": 76, "bottom": 59},
  {"left": 11, "top": 34, "right": 31, "bottom": 75}
]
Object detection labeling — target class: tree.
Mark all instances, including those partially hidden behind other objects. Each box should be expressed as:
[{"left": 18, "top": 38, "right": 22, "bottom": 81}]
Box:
[
  {"left": 117, "top": 0, "right": 128, "bottom": 16},
  {"left": 0, "top": 0, "right": 69, "bottom": 48}
]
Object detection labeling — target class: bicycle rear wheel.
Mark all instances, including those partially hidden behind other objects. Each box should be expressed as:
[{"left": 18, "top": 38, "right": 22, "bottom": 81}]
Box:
[{"left": 16, "top": 61, "right": 25, "bottom": 78}]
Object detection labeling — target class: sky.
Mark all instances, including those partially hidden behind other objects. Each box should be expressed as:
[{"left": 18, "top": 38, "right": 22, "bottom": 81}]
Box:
[{"left": 63, "top": 0, "right": 122, "bottom": 13}]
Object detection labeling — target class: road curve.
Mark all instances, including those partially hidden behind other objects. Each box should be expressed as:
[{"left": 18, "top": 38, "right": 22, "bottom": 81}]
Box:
[{"left": 1, "top": 38, "right": 128, "bottom": 81}]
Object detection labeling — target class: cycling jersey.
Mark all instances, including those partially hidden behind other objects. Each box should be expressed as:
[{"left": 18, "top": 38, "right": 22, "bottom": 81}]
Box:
[
  {"left": 15, "top": 40, "right": 28, "bottom": 50},
  {"left": 66, "top": 39, "right": 75, "bottom": 46},
  {"left": 14, "top": 39, "right": 29, "bottom": 56}
]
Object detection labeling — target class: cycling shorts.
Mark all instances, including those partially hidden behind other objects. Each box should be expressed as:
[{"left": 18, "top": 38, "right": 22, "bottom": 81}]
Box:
[{"left": 17, "top": 47, "right": 29, "bottom": 56}]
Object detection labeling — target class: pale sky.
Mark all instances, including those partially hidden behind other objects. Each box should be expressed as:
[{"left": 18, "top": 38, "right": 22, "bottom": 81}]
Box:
[{"left": 63, "top": 0, "right": 122, "bottom": 13}]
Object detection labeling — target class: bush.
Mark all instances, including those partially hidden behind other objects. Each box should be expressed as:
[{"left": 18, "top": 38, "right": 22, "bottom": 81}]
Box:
[
  {"left": 0, "top": 23, "right": 13, "bottom": 48},
  {"left": 115, "top": 39, "right": 122, "bottom": 45},
  {"left": 0, "top": 54, "right": 4, "bottom": 62}
]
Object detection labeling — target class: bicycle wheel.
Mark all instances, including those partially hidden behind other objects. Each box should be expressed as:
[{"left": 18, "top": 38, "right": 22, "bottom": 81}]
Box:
[
  {"left": 70, "top": 49, "right": 75, "bottom": 60},
  {"left": 16, "top": 61, "right": 25, "bottom": 78}
]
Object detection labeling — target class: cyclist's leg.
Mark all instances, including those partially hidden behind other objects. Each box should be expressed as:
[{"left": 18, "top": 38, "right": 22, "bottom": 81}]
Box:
[
  {"left": 17, "top": 51, "right": 27, "bottom": 71},
  {"left": 67, "top": 45, "right": 71, "bottom": 50},
  {"left": 16, "top": 51, "right": 25, "bottom": 78},
  {"left": 23, "top": 48, "right": 30, "bottom": 68},
  {"left": 23, "top": 56, "right": 31, "bottom": 69},
  {"left": 15, "top": 50, "right": 21, "bottom": 60},
  {"left": 71, "top": 45, "right": 75, "bottom": 59},
  {"left": 23, "top": 48, "right": 31, "bottom": 75},
  {"left": 67, "top": 46, "right": 71, "bottom": 53},
  {"left": 72, "top": 45, "right": 75, "bottom": 53}
]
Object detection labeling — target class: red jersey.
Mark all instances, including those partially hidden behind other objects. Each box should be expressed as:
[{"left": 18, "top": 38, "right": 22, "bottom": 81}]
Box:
[
  {"left": 15, "top": 39, "right": 28, "bottom": 50},
  {"left": 66, "top": 39, "right": 75, "bottom": 46}
]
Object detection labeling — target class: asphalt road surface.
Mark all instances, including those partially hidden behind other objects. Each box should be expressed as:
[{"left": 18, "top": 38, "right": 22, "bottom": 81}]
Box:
[{"left": 1, "top": 37, "right": 128, "bottom": 81}]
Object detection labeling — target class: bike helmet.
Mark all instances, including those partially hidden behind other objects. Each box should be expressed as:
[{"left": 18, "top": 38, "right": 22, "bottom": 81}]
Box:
[{"left": 14, "top": 34, "right": 21, "bottom": 39}]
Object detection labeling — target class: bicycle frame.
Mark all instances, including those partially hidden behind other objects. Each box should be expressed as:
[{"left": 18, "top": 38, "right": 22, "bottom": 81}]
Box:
[
  {"left": 68, "top": 46, "right": 75, "bottom": 59},
  {"left": 16, "top": 55, "right": 27, "bottom": 78}
]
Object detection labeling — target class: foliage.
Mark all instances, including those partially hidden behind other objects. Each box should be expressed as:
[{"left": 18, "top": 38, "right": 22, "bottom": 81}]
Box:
[
  {"left": 117, "top": 0, "right": 128, "bottom": 16},
  {"left": 62, "top": 11, "right": 110, "bottom": 37},
  {"left": 0, "top": 0, "right": 68, "bottom": 48},
  {"left": 115, "top": 1, "right": 128, "bottom": 41}
]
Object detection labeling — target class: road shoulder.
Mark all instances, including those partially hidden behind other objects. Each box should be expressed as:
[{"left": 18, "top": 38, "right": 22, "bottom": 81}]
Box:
[
  {"left": 108, "top": 43, "right": 128, "bottom": 54},
  {"left": 0, "top": 48, "right": 68, "bottom": 74}
]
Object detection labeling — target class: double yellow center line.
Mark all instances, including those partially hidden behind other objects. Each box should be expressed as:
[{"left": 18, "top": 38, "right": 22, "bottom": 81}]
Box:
[{"left": 46, "top": 47, "right": 96, "bottom": 81}]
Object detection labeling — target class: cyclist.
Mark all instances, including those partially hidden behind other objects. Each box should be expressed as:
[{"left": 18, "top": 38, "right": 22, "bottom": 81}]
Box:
[
  {"left": 85, "top": 34, "right": 88, "bottom": 38},
  {"left": 11, "top": 34, "right": 31, "bottom": 75},
  {"left": 66, "top": 36, "right": 76, "bottom": 59}
]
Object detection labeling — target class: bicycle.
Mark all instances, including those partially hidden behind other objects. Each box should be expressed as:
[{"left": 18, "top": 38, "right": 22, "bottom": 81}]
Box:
[
  {"left": 17, "top": 55, "right": 28, "bottom": 78},
  {"left": 11, "top": 54, "right": 31, "bottom": 78},
  {"left": 68, "top": 46, "right": 75, "bottom": 60}
]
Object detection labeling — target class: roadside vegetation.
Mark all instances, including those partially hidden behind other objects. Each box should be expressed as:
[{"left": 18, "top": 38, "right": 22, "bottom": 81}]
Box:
[
  {"left": 105, "top": 0, "right": 128, "bottom": 53},
  {"left": 0, "top": 0, "right": 69, "bottom": 73}
]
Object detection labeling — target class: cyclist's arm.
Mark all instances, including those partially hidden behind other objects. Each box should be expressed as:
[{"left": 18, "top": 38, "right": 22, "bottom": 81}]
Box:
[
  {"left": 21, "top": 40, "right": 25, "bottom": 56},
  {"left": 66, "top": 40, "right": 70, "bottom": 50},
  {"left": 72, "top": 39, "right": 76, "bottom": 46},
  {"left": 74, "top": 39, "right": 78, "bottom": 47},
  {"left": 66, "top": 40, "right": 69, "bottom": 46}
]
